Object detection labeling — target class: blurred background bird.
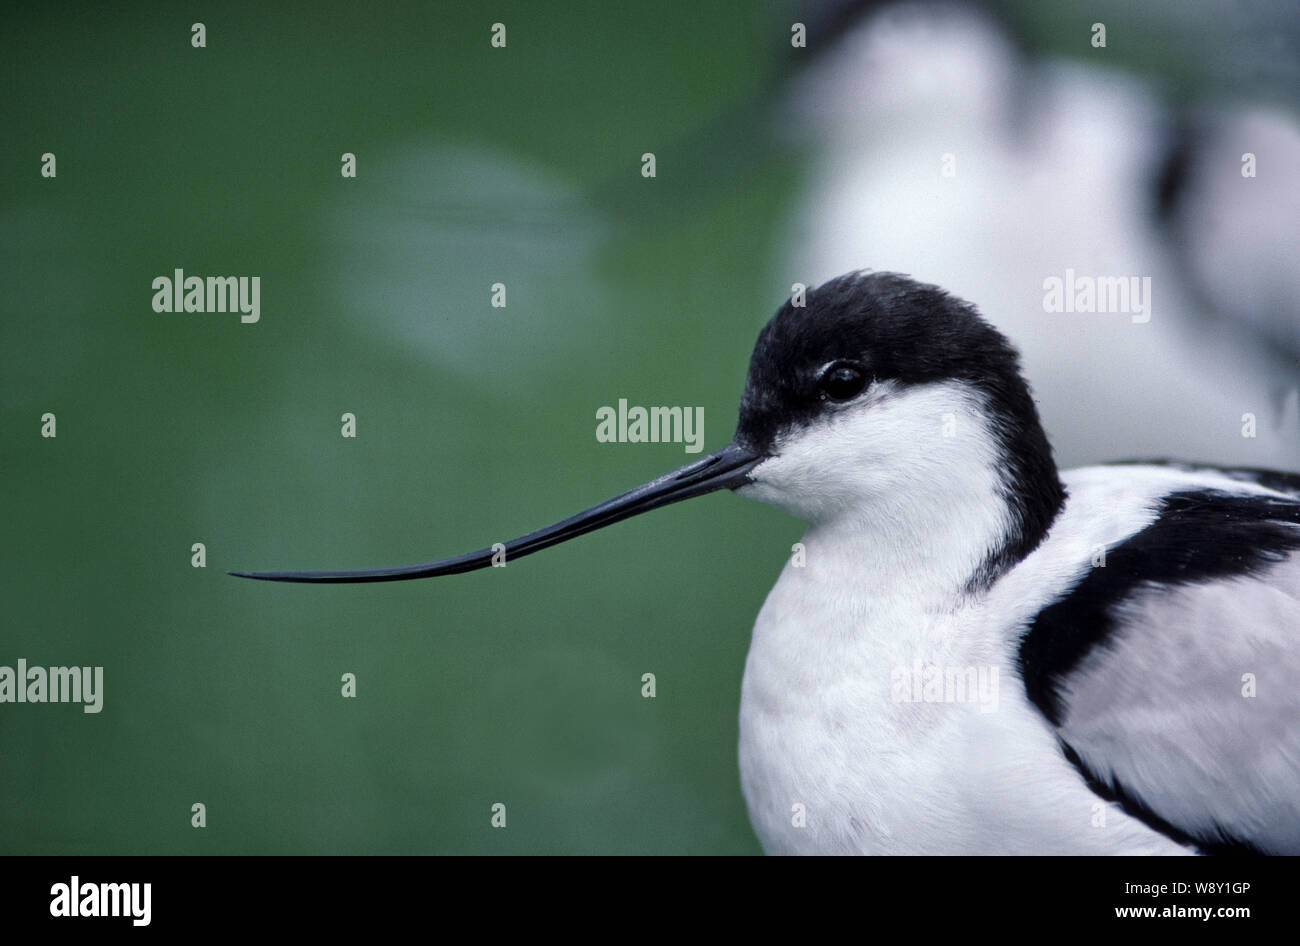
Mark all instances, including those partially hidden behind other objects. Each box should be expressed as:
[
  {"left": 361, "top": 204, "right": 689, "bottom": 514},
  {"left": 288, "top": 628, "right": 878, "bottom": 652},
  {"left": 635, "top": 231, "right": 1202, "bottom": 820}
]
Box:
[{"left": 774, "top": 0, "right": 1300, "bottom": 470}]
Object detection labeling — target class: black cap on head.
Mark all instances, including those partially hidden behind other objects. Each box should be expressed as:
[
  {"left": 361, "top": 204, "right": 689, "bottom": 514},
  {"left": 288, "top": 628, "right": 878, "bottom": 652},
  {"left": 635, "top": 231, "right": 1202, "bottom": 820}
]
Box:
[{"left": 738, "top": 272, "right": 1030, "bottom": 448}]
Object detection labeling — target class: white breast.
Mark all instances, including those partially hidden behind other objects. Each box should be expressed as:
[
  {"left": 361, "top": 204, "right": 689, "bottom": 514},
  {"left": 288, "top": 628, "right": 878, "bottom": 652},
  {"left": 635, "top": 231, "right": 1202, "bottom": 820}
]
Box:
[{"left": 735, "top": 463, "right": 1250, "bottom": 854}]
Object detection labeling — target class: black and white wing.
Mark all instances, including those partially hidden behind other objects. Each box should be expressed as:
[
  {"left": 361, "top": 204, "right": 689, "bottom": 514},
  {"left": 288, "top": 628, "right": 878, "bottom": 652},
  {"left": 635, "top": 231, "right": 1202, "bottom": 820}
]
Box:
[{"left": 1020, "top": 470, "right": 1300, "bottom": 854}]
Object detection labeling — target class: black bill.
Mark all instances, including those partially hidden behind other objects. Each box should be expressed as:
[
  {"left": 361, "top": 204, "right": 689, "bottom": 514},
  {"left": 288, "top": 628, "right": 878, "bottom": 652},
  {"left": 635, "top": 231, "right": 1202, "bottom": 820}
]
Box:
[{"left": 229, "top": 441, "right": 763, "bottom": 583}]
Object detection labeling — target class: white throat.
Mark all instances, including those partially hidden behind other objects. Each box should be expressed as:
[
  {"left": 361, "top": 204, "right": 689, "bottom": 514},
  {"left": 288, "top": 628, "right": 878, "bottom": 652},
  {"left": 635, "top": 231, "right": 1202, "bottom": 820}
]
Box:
[{"left": 739, "top": 379, "right": 1017, "bottom": 604}]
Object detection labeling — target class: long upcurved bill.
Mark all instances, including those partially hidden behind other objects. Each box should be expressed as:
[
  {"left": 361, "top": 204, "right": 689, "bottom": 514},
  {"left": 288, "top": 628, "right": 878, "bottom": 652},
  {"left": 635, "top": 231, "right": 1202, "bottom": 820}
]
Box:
[{"left": 229, "top": 442, "right": 762, "bottom": 584}]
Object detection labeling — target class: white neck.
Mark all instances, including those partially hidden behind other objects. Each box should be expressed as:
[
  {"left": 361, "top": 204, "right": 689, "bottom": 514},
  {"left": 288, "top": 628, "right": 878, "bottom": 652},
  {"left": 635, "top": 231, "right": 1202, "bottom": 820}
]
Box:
[{"left": 740, "top": 380, "right": 1018, "bottom": 613}]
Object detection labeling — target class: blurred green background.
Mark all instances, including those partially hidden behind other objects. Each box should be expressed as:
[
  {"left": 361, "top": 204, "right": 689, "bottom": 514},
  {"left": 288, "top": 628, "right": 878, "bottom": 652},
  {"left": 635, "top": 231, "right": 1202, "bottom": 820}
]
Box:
[{"left": 2, "top": 0, "right": 808, "bottom": 854}]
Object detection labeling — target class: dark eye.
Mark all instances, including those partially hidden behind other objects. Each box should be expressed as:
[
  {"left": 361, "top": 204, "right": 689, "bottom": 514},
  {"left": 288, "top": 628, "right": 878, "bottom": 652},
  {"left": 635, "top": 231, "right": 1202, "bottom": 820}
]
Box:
[{"left": 818, "top": 362, "right": 869, "bottom": 401}]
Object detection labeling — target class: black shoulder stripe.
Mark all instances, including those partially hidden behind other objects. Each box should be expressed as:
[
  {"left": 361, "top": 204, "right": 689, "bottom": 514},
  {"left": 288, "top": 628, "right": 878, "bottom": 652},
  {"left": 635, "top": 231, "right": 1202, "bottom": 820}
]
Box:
[
  {"left": 1019, "top": 489, "right": 1300, "bottom": 726},
  {"left": 1058, "top": 743, "right": 1266, "bottom": 856}
]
